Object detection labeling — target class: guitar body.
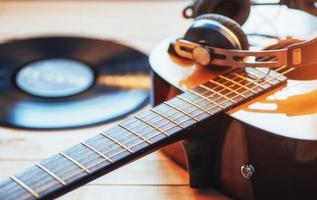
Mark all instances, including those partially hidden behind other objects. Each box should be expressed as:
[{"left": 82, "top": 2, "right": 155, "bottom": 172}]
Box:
[{"left": 150, "top": 39, "right": 317, "bottom": 200}]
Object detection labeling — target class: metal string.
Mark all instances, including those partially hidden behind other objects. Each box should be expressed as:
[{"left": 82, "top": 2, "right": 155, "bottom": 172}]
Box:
[
  {"left": 6, "top": 66, "right": 289, "bottom": 199},
  {"left": 4, "top": 69, "right": 254, "bottom": 197},
  {"left": 6, "top": 66, "right": 292, "bottom": 199},
  {"left": 47, "top": 67, "right": 269, "bottom": 172},
  {"left": 61, "top": 66, "right": 289, "bottom": 177}
]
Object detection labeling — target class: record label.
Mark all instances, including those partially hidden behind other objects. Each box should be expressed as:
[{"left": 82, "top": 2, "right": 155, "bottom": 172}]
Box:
[{"left": 16, "top": 58, "right": 95, "bottom": 98}]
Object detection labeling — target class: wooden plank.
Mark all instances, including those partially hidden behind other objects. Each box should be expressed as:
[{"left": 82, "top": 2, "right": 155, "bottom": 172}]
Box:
[
  {"left": 60, "top": 185, "right": 231, "bottom": 200},
  {"left": 0, "top": 1, "right": 191, "bottom": 53},
  {"left": 0, "top": 124, "right": 117, "bottom": 160}
]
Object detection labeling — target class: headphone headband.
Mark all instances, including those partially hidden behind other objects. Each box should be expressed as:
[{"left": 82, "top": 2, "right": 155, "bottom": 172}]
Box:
[
  {"left": 280, "top": 0, "right": 317, "bottom": 17},
  {"left": 184, "top": 0, "right": 317, "bottom": 25},
  {"left": 177, "top": 1, "right": 317, "bottom": 70},
  {"left": 183, "top": 0, "right": 251, "bottom": 25},
  {"left": 172, "top": 37, "right": 317, "bottom": 69}
]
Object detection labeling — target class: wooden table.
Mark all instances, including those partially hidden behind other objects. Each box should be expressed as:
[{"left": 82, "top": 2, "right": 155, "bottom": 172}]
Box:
[{"left": 0, "top": 1, "right": 229, "bottom": 199}]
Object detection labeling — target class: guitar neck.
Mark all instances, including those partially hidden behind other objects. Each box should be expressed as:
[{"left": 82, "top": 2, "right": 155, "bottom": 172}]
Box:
[{"left": 0, "top": 67, "right": 288, "bottom": 200}]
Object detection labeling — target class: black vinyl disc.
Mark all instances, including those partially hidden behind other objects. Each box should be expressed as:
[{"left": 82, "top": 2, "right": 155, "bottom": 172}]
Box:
[{"left": 0, "top": 36, "right": 150, "bottom": 129}]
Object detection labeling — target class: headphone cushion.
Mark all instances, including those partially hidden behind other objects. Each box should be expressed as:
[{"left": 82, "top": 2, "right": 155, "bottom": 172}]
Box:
[
  {"left": 195, "top": 14, "right": 249, "bottom": 50},
  {"left": 191, "top": 0, "right": 251, "bottom": 25}
]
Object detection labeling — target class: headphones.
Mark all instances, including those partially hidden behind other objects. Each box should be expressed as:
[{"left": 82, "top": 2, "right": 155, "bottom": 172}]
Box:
[
  {"left": 171, "top": 0, "right": 317, "bottom": 69},
  {"left": 183, "top": 0, "right": 317, "bottom": 25}
]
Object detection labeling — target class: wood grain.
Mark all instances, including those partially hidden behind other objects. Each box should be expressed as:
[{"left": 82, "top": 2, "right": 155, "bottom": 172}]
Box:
[{"left": 0, "top": 1, "right": 230, "bottom": 199}]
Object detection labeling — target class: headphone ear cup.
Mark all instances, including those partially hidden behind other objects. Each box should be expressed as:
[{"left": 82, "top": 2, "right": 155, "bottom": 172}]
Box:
[
  {"left": 187, "top": 0, "right": 251, "bottom": 25},
  {"left": 185, "top": 14, "right": 249, "bottom": 50}
]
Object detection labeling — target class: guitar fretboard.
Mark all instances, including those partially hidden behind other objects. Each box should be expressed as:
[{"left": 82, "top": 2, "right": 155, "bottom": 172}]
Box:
[{"left": 0, "top": 67, "right": 288, "bottom": 200}]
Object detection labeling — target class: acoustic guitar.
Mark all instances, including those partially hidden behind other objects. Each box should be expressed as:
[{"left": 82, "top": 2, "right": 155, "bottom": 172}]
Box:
[
  {"left": 1, "top": 4, "right": 317, "bottom": 199},
  {"left": 151, "top": 38, "right": 317, "bottom": 200},
  {"left": 0, "top": 33, "right": 309, "bottom": 199}
]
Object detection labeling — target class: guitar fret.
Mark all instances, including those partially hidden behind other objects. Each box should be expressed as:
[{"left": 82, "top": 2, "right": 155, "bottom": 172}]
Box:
[
  {"left": 118, "top": 124, "right": 152, "bottom": 144},
  {"left": 163, "top": 102, "right": 199, "bottom": 122},
  {"left": 121, "top": 117, "right": 149, "bottom": 132},
  {"left": 10, "top": 176, "right": 39, "bottom": 199},
  {"left": 149, "top": 108, "right": 185, "bottom": 128},
  {"left": 248, "top": 71, "right": 275, "bottom": 84},
  {"left": 201, "top": 73, "right": 242, "bottom": 95},
  {"left": 137, "top": 108, "right": 166, "bottom": 125},
  {"left": 105, "top": 126, "right": 138, "bottom": 145},
  {"left": 188, "top": 72, "right": 258, "bottom": 110},
  {"left": 196, "top": 88, "right": 232, "bottom": 108},
  {"left": 80, "top": 142, "right": 113, "bottom": 163},
  {"left": 190, "top": 88, "right": 228, "bottom": 109},
  {"left": 161, "top": 94, "right": 213, "bottom": 123},
  {"left": 219, "top": 75, "right": 257, "bottom": 94},
  {"left": 146, "top": 105, "right": 180, "bottom": 127},
  {"left": 256, "top": 66, "right": 290, "bottom": 81},
  {"left": 155, "top": 100, "right": 199, "bottom": 127},
  {"left": 232, "top": 72, "right": 267, "bottom": 89},
  {"left": 35, "top": 163, "right": 66, "bottom": 186},
  {"left": 248, "top": 67, "right": 290, "bottom": 88},
  {"left": 183, "top": 91, "right": 224, "bottom": 111},
  {"left": 100, "top": 132, "right": 133, "bottom": 153},
  {"left": 198, "top": 84, "right": 236, "bottom": 103},
  {"left": 209, "top": 79, "right": 246, "bottom": 98},
  {"left": 120, "top": 117, "right": 163, "bottom": 140},
  {"left": 59, "top": 152, "right": 91, "bottom": 174},
  {"left": 203, "top": 87, "right": 243, "bottom": 109},
  {"left": 0, "top": 67, "right": 289, "bottom": 200},
  {"left": 83, "top": 134, "right": 131, "bottom": 165},
  {"left": 176, "top": 95, "right": 213, "bottom": 114},
  {"left": 134, "top": 115, "right": 169, "bottom": 136},
  {"left": 199, "top": 73, "right": 252, "bottom": 100},
  {"left": 246, "top": 68, "right": 279, "bottom": 84},
  {"left": 104, "top": 124, "right": 168, "bottom": 161}
]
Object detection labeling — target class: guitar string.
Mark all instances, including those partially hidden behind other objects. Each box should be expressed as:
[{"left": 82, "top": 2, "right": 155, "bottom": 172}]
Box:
[
  {"left": 44, "top": 66, "right": 271, "bottom": 173},
  {"left": 50, "top": 66, "right": 287, "bottom": 170},
  {"left": 4, "top": 35, "right": 296, "bottom": 198},
  {"left": 54, "top": 66, "right": 281, "bottom": 162},
  {"left": 46, "top": 66, "right": 292, "bottom": 192},
  {"left": 4, "top": 66, "right": 288, "bottom": 199},
  {"left": 4, "top": 68, "right": 257, "bottom": 197},
  {"left": 4, "top": 38, "right": 296, "bottom": 197},
  {"left": 8, "top": 69, "right": 247, "bottom": 195},
  {"left": 32, "top": 69, "right": 253, "bottom": 180},
  {"left": 40, "top": 68, "right": 254, "bottom": 170},
  {"left": 6, "top": 66, "right": 292, "bottom": 198},
  {"left": 6, "top": 71, "right": 245, "bottom": 197},
  {"left": 6, "top": 66, "right": 290, "bottom": 199},
  {"left": 52, "top": 66, "right": 290, "bottom": 179},
  {"left": 73, "top": 66, "right": 291, "bottom": 166}
]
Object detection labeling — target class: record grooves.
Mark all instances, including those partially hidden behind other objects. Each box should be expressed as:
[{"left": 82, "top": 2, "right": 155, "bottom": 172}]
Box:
[{"left": 0, "top": 36, "right": 150, "bottom": 129}]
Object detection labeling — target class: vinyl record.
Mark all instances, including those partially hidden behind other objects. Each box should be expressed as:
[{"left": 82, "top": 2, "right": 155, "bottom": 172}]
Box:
[{"left": 0, "top": 36, "right": 150, "bottom": 129}]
